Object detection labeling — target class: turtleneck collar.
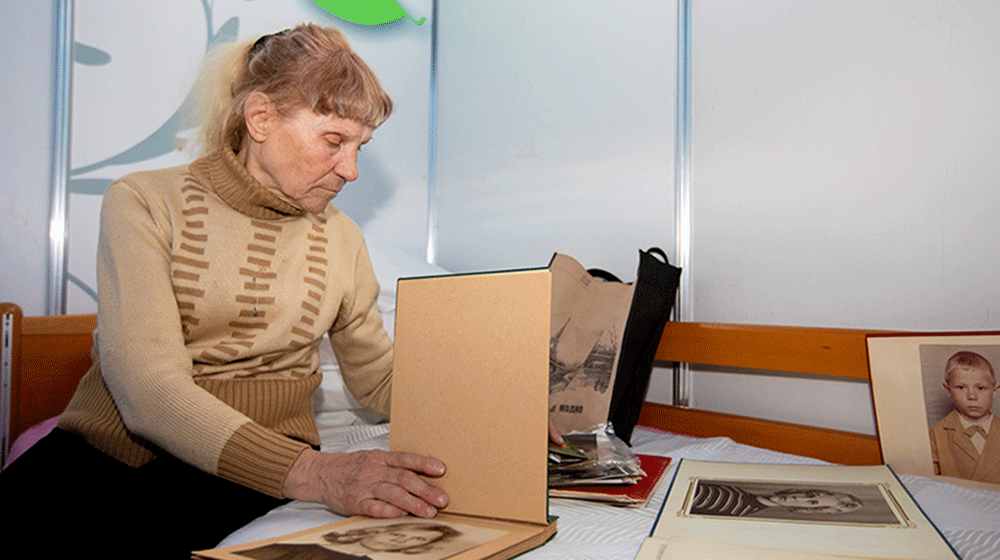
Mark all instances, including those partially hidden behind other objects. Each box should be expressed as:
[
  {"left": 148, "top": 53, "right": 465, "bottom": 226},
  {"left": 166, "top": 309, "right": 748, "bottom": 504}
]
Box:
[{"left": 189, "top": 149, "right": 306, "bottom": 220}]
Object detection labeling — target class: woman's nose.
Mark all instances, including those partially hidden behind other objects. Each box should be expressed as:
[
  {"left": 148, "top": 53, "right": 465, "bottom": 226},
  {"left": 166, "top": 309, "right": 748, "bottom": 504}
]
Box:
[{"left": 336, "top": 152, "right": 359, "bottom": 181}]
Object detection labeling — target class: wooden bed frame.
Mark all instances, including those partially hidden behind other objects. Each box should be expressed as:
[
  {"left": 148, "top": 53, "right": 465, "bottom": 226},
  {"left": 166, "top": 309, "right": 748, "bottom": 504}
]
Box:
[
  {"left": 1, "top": 303, "right": 97, "bottom": 466},
  {"left": 638, "top": 322, "right": 882, "bottom": 465},
  {"left": 0, "top": 302, "right": 882, "bottom": 468}
]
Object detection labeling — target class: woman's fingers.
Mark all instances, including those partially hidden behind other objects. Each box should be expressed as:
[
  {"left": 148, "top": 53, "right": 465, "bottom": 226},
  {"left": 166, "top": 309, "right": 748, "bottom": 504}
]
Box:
[
  {"left": 284, "top": 449, "right": 450, "bottom": 518},
  {"left": 365, "top": 477, "right": 438, "bottom": 518},
  {"left": 382, "top": 452, "right": 448, "bottom": 507},
  {"left": 355, "top": 451, "right": 448, "bottom": 518},
  {"left": 548, "top": 419, "right": 564, "bottom": 446},
  {"left": 382, "top": 450, "right": 446, "bottom": 478},
  {"left": 356, "top": 491, "right": 407, "bottom": 519}
]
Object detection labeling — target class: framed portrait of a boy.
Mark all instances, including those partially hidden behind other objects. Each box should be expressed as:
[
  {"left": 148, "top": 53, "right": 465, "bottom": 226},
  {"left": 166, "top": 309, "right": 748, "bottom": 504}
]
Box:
[{"left": 866, "top": 332, "right": 1000, "bottom": 485}]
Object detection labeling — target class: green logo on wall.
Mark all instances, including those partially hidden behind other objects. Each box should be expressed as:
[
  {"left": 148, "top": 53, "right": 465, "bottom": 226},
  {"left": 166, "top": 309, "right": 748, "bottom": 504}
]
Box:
[{"left": 312, "top": 0, "right": 426, "bottom": 25}]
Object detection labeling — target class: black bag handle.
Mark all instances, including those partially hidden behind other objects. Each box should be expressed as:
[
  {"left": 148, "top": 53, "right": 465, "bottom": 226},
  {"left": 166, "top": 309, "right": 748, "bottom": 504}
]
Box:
[
  {"left": 587, "top": 268, "right": 623, "bottom": 283},
  {"left": 646, "top": 247, "right": 668, "bottom": 263},
  {"left": 588, "top": 248, "right": 666, "bottom": 282}
]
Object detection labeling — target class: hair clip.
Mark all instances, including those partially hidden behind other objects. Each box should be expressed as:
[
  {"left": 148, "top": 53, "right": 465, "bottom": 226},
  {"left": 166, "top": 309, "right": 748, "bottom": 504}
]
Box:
[{"left": 248, "top": 29, "right": 291, "bottom": 62}]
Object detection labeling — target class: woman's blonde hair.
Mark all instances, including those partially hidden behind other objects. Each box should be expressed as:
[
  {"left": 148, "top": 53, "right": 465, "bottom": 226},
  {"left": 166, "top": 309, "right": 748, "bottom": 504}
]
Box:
[{"left": 193, "top": 23, "right": 393, "bottom": 155}]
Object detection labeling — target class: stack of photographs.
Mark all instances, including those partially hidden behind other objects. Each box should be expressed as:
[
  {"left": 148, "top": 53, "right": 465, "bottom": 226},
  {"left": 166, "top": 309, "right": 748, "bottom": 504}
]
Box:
[{"left": 548, "top": 433, "right": 644, "bottom": 487}]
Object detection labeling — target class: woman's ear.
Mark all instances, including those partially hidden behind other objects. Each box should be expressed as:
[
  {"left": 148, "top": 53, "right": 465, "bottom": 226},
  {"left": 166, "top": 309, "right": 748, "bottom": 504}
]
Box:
[{"left": 244, "top": 91, "right": 275, "bottom": 142}]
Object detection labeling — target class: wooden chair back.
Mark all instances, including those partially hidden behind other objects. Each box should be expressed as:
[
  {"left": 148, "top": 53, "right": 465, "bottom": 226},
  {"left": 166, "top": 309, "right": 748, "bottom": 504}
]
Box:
[
  {"left": 637, "top": 322, "right": 884, "bottom": 465},
  {"left": 1, "top": 303, "right": 97, "bottom": 465}
]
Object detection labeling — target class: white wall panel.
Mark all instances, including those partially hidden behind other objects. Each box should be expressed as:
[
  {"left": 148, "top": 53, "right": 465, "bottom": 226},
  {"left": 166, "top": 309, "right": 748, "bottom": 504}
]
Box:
[
  {"left": 692, "top": 1, "right": 1000, "bottom": 330},
  {"left": 0, "top": 2, "right": 56, "bottom": 316},
  {"left": 689, "top": 1, "right": 1000, "bottom": 433},
  {"left": 433, "top": 1, "right": 678, "bottom": 278}
]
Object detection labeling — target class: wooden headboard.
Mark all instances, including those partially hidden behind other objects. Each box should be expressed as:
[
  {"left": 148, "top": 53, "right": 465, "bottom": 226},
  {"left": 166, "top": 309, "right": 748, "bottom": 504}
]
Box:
[
  {"left": 2, "top": 301, "right": 882, "bottom": 468},
  {"left": 1, "top": 303, "right": 97, "bottom": 464},
  {"left": 637, "top": 321, "right": 883, "bottom": 465}
]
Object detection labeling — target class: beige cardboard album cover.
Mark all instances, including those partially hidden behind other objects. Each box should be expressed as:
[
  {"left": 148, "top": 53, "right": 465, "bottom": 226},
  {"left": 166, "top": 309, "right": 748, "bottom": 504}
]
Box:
[{"left": 390, "top": 268, "right": 552, "bottom": 526}]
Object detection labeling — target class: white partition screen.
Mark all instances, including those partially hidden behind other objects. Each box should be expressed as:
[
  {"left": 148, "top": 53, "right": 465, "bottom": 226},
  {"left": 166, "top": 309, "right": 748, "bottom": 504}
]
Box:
[
  {"left": 432, "top": 1, "right": 678, "bottom": 278},
  {"left": 689, "top": 1, "right": 1000, "bottom": 433}
]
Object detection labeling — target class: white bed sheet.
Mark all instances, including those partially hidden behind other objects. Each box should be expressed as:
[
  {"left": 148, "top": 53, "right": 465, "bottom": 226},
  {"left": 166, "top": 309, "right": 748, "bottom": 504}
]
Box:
[{"left": 219, "top": 417, "right": 1000, "bottom": 560}]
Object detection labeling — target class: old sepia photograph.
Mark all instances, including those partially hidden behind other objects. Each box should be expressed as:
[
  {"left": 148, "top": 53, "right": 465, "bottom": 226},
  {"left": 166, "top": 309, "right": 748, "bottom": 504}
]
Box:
[
  {"left": 228, "top": 518, "right": 510, "bottom": 560},
  {"left": 918, "top": 343, "right": 1000, "bottom": 484},
  {"left": 868, "top": 333, "right": 1000, "bottom": 483}
]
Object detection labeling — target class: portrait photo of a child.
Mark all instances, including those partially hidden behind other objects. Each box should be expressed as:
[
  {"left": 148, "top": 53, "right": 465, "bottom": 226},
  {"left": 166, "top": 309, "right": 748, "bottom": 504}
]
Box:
[{"left": 919, "top": 345, "right": 1000, "bottom": 484}]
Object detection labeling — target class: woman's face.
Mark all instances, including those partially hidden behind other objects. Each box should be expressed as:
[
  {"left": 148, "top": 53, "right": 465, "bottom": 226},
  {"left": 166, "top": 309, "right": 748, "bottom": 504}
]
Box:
[
  {"left": 247, "top": 106, "right": 372, "bottom": 214},
  {"left": 360, "top": 528, "right": 443, "bottom": 551}
]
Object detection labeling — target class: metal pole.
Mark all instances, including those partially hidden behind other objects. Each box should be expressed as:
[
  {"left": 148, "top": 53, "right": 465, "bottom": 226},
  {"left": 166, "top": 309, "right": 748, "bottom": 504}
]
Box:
[
  {"left": 1, "top": 311, "right": 14, "bottom": 467},
  {"left": 673, "top": 0, "right": 693, "bottom": 407},
  {"left": 46, "top": 0, "right": 74, "bottom": 315},
  {"left": 425, "top": 0, "right": 440, "bottom": 266}
]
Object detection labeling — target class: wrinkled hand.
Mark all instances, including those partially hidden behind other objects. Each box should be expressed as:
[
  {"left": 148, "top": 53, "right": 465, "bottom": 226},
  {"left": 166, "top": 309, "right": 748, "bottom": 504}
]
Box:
[{"left": 282, "top": 448, "right": 448, "bottom": 518}]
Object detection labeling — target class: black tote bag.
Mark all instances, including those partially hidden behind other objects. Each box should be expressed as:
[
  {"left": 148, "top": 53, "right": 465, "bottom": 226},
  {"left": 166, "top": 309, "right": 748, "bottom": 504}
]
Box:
[{"left": 607, "top": 247, "right": 681, "bottom": 445}]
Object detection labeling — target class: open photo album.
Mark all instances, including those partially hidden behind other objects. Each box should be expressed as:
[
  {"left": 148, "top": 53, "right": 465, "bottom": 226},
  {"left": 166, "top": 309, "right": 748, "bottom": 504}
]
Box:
[{"left": 634, "top": 460, "right": 960, "bottom": 560}]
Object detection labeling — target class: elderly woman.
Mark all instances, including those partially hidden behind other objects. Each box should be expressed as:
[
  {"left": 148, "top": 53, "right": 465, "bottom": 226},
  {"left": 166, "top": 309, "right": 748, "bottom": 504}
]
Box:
[{"left": 2, "top": 24, "right": 446, "bottom": 559}]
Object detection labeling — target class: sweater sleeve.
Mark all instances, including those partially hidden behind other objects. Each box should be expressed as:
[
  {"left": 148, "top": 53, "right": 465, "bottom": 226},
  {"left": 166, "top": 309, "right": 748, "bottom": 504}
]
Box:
[
  {"left": 95, "top": 179, "right": 308, "bottom": 497},
  {"left": 328, "top": 239, "right": 394, "bottom": 418}
]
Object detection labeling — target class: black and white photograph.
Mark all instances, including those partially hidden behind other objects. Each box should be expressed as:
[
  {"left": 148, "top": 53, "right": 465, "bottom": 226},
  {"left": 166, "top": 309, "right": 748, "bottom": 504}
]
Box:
[{"left": 682, "top": 478, "right": 904, "bottom": 527}]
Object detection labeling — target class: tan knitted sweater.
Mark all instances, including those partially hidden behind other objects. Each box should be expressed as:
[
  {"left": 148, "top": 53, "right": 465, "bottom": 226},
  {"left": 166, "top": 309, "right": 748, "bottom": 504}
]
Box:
[{"left": 58, "top": 149, "right": 393, "bottom": 497}]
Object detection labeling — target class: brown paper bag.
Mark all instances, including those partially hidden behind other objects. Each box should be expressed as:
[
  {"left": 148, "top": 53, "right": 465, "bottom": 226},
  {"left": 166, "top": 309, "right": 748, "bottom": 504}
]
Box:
[{"left": 548, "top": 253, "right": 635, "bottom": 434}]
